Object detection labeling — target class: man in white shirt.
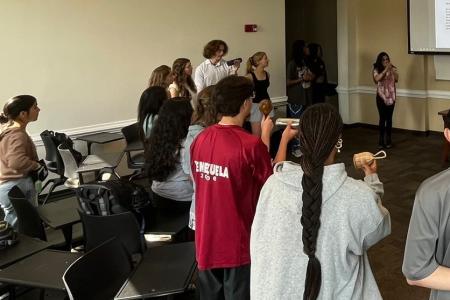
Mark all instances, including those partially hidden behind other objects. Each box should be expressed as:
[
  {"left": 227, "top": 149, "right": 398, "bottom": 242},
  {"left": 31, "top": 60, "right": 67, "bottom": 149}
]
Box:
[{"left": 194, "top": 40, "right": 240, "bottom": 92}]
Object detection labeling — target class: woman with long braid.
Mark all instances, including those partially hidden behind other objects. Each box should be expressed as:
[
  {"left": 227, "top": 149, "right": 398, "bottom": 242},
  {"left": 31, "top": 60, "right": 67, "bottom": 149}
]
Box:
[{"left": 250, "top": 103, "right": 391, "bottom": 299}]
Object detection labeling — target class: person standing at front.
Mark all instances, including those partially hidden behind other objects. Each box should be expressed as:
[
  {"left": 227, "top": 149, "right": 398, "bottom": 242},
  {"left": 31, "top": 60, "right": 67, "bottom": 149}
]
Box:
[
  {"left": 194, "top": 40, "right": 240, "bottom": 92},
  {"left": 190, "top": 76, "right": 273, "bottom": 300},
  {"left": 373, "top": 52, "right": 398, "bottom": 149}
]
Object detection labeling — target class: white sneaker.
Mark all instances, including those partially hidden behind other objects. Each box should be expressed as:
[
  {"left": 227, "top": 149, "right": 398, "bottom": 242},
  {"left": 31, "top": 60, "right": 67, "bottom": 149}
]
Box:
[{"left": 291, "top": 149, "right": 303, "bottom": 158}]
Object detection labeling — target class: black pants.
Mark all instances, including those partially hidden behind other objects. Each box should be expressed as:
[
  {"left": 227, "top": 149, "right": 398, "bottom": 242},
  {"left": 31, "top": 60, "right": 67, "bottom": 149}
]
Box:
[
  {"left": 198, "top": 265, "right": 250, "bottom": 300},
  {"left": 376, "top": 95, "right": 395, "bottom": 145}
]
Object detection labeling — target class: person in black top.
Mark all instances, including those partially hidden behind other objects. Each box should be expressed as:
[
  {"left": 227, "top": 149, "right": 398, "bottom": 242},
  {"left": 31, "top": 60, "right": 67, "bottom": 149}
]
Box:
[
  {"left": 307, "top": 43, "right": 328, "bottom": 104},
  {"left": 245, "top": 51, "right": 273, "bottom": 136}
]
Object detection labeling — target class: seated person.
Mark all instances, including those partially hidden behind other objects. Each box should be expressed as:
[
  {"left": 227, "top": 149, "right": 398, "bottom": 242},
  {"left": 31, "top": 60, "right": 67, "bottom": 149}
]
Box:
[
  {"left": 251, "top": 103, "right": 391, "bottom": 299},
  {"left": 145, "top": 98, "right": 193, "bottom": 211},
  {"left": 402, "top": 110, "right": 450, "bottom": 299},
  {"left": 0, "top": 95, "right": 43, "bottom": 227}
]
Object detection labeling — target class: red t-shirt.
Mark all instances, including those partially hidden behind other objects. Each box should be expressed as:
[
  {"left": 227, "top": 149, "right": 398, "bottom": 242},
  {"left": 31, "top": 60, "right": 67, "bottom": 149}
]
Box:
[{"left": 191, "top": 124, "right": 273, "bottom": 270}]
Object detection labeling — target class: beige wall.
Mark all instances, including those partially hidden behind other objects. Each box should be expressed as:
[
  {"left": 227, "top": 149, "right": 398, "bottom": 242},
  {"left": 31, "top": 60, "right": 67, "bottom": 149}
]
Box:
[
  {"left": 340, "top": 0, "right": 450, "bottom": 132},
  {"left": 0, "top": 0, "right": 285, "bottom": 137}
]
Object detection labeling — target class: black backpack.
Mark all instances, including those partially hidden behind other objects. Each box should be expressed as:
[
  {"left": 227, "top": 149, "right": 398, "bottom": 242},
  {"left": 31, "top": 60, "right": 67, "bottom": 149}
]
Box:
[
  {"left": 76, "top": 180, "right": 150, "bottom": 216},
  {"left": 41, "top": 130, "right": 83, "bottom": 165}
]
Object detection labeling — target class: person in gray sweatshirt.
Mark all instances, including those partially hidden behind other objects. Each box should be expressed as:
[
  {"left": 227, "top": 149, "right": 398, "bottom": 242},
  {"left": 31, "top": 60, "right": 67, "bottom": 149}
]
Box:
[{"left": 250, "top": 103, "right": 391, "bottom": 300}]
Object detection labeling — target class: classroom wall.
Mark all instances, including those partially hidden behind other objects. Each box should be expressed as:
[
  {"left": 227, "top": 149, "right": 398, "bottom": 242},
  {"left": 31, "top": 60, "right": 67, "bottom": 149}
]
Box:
[{"left": 0, "top": 0, "right": 286, "bottom": 140}]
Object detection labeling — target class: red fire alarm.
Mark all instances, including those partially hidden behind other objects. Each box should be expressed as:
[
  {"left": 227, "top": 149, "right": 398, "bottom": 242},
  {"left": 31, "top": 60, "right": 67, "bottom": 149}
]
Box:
[{"left": 244, "top": 24, "right": 257, "bottom": 32}]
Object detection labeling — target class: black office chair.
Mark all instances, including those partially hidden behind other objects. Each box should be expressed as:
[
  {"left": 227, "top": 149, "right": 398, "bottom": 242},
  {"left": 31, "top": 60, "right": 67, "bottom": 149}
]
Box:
[
  {"left": 121, "top": 123, "right": 145, "bottom": 180},
  {"left": 79, "top": 211, "right": 146, "bottom": 263},
  {"left": 40, "top": 131, "right": 67, "bottom": 203},
  {"left": 63, "top": 237, "right": 133, "bottom": 300},
  {"left": 8, "top": 186, "right": 82, "bottom": 249}
]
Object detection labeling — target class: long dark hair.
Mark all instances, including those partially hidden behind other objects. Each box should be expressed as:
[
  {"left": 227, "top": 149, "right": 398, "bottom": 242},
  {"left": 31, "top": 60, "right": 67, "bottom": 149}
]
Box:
[
  {"left": 0, "top": 95, "right": 37, "bottom": 124},
  {"left": 171, "top": 58, "right": 197, "bottom": 98},
  {"left": 373, "top": 52, "right": 390, "bottom": 73},
  {"left": 298, "top": 103, "right": 343, "bottom": 300},
  {"left": 292, "top": 40, "right": 306, "bottom": 67},
  {"left": 137, "top": 86, "right": 167, "bottom": 140},
  {"left": 145, "top": 98, "right": 193, "bottom": 182}
]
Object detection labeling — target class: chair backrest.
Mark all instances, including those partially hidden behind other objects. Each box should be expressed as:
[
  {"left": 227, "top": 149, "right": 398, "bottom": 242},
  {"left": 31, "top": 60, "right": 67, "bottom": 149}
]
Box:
[
  {"left": 79, "top": 210, "right": 145, "bottom": 257},
  {"left": 8, "top": 186, "right": 46, "bottom": 241},
  {"left": 63, "top": 237, "right": 133, "bottom": 300},
  {"left": 40, "top": 131, "right": 65, "bottom": 176},
  {"left": 58, "top": 145, "right": 80, "bottom": 180},
  {"left": 121, "top": 123, "right": 140, "bottom": 145}
]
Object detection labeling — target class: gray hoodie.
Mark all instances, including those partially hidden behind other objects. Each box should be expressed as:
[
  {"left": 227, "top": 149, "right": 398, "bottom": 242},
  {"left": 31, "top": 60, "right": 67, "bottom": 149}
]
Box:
[{"left": 250, "top": 162, "right": 390, "bottom": 300}]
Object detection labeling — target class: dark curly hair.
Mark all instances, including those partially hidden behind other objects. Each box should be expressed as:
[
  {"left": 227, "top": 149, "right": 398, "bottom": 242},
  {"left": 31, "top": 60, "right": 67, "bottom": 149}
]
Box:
[
  {"left": 203, "top": 40, "right": 228, "bottom": 59},
  {"left": 145, "top": 97, "right": 193, "bottom": 182}
]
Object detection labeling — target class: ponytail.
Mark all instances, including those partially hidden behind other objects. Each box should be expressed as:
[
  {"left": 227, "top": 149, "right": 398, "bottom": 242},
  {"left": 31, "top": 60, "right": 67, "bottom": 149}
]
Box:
[
  {"left": 0, "top": 112, "right": 9, "bottom": 124},
  {"left": 246, "top": 51, "right": 267, "bottom": 74},
  {"left": 246, "top": 57, "right": 254, "bottom": 74},
  {"left": 298, "top": 103, "right": 343, "bottom": 300}
]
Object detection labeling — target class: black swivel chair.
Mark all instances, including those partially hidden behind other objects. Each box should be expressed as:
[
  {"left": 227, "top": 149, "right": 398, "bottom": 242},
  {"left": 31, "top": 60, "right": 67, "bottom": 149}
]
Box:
[
  {"left": 40, "top": 131, "right": 67, "bottom": 203},
  {"left": 79, "top": 211, "right": 146, "bottom": 263},
  {"left": 8, "top": 186, "right": 82, "bottom": 249},
  {"left": 121, "top": 123, "right": 145, "bottom": 180},
  {"left": 63, "top": 238, "right": 133, "bottom": 300}
]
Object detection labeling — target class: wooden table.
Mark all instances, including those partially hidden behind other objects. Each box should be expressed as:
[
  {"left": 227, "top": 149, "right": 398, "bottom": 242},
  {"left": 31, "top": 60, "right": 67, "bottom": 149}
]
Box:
[{"left": 115, "top": 242, "right": 196, "bottom": 299}]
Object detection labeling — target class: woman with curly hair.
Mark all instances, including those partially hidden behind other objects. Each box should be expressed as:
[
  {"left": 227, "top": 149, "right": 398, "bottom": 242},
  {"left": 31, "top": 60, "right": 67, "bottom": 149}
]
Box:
[
  {"left": 168, "top": 58, "right": 197, "bottom": 100},
  {"left": 146, "top": 97, "right": 194, "bottom": 209},
  {"left": 181, "top": 85, "right": 217, "bottom": 230}
]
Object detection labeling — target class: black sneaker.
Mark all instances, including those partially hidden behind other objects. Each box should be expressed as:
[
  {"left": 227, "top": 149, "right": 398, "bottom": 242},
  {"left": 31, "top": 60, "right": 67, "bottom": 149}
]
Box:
[
  {"left": 385, "top": 143, "right": 392, "bottom": 149},
  {"left": 377, "top": 144, "right": 385, "bottom": 150}
]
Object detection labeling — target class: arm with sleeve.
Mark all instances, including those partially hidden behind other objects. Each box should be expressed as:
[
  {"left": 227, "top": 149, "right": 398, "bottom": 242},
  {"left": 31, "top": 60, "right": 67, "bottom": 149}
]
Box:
[
  {"left": 402, "top": 185, "right": 450, "bottom": 290},
  {"left": 4, "top": 133, "right": 39, "bottom": 175}
]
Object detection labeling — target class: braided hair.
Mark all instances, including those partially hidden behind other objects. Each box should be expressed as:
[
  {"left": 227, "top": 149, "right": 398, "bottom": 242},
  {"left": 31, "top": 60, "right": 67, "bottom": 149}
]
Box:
[{"left": 298, "top": 103, "right": 343, "bottom": 300}]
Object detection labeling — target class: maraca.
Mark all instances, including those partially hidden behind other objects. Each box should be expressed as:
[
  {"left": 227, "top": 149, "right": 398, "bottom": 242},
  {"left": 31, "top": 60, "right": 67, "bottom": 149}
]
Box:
[{"left": 353, "top": 150, "right": 387, "bottom": 169}]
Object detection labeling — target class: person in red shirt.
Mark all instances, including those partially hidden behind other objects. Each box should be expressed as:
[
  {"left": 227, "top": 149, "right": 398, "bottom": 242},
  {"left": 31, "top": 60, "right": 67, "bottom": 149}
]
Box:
[{"left": 190, "top": 76, "right": 295, "bottom": 299}]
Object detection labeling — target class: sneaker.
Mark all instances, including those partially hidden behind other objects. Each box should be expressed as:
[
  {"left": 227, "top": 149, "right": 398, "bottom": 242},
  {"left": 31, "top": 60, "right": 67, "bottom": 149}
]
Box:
[
  {"left": 377, "top": 144, "right": 385, "bottom": 150},
  {"left": 291, "top": 149, "right": 303, "bottom": 158},
  {"left": 385, "top": 143, "right": 392, "bottom": 149}
]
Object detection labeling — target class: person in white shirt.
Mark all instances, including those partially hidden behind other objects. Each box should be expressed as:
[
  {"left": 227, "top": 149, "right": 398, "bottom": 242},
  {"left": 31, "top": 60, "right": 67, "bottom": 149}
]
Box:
[{"left": 194, "top": 40, "right": 240, "bottom": 92}]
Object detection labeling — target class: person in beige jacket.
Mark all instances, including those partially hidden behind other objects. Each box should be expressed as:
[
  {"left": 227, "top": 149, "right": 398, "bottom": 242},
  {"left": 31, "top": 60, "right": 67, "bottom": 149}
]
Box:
[{"left": 0, "top": 95, "right": 41, "bottom": 227}]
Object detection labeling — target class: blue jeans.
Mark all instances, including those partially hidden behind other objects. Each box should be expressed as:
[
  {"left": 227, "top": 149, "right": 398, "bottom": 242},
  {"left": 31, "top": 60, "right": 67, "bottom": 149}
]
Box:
[
  {"left": 0, "top": 177, "right": 36, "bottom": 228},
  {"left": 286, "top": 103, "right": 305, "bottom": 150}
]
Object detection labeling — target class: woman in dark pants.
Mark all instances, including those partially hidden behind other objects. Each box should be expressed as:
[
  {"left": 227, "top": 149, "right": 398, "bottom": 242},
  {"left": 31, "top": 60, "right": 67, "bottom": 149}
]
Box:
[{"left": 373, "top": 52, "right": 398, "bottom": 149}]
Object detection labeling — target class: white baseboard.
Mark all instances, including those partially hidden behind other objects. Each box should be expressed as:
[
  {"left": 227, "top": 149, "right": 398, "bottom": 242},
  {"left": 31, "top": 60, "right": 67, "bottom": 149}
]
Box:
[
  {"left": 31, "top": 118, "right": 136, "bottom": 147},
  {"left": 337, "top": 86, "right": 450, "bottom": 100}
]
